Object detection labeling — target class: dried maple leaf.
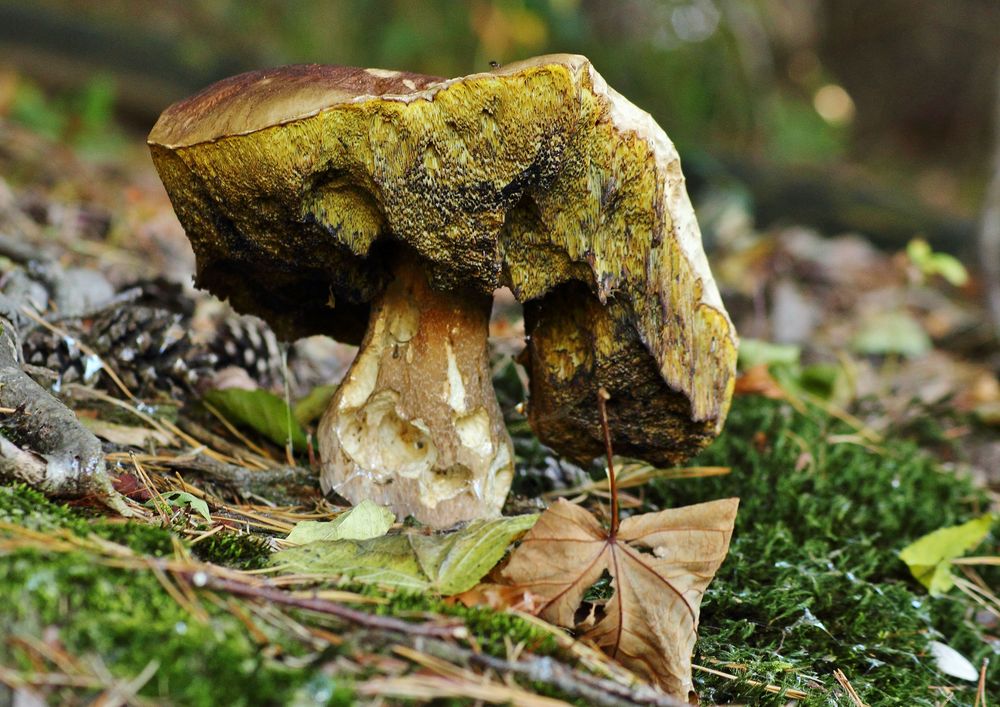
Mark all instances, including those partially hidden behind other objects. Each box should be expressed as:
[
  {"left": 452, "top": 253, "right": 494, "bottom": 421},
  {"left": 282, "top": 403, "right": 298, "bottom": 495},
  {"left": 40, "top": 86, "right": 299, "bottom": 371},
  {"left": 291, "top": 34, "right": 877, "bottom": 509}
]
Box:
[{"left": 500, "top": 497, "right": 739, "bottom": 698}]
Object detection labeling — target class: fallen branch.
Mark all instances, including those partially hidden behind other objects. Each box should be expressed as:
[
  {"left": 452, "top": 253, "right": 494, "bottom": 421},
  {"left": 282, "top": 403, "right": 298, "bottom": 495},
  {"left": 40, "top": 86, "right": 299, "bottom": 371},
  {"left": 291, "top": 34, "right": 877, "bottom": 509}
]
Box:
[
  {"left": 0, "top": 310, "right": 129, "bottom": 514},
  {"left": 158, "top": 456, "right": 318, "bottom": 503},
  {"left": 195, "top": 574, "right": 465, "bottom": 641}
]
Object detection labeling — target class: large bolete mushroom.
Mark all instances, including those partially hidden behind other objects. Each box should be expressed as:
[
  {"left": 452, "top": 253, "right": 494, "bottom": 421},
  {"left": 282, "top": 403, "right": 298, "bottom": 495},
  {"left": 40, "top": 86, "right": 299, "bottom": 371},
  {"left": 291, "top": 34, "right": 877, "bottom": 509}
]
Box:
[{"left": 148, "top": 55, "right": 737, "bottom": 528}]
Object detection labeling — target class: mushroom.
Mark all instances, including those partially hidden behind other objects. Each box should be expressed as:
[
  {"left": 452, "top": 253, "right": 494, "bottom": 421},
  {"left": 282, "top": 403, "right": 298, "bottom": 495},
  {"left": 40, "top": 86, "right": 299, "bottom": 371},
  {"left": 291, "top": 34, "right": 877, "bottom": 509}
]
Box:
[{"left": 148, "top": 55, "right": 737, "bottom": 528}]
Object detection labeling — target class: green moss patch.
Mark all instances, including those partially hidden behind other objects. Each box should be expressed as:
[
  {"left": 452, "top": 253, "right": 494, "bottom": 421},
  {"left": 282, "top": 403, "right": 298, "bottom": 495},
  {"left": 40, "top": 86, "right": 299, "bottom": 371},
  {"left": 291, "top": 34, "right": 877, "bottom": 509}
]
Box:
[
  {"left": 0, "top": 485, "right": 567, "bottom": 704},
  {"left": 0, "top": 487, "right": 331, "bottom": 705},
  {"left": 651, "top": 397, "right": 998, "bottom": 705}
]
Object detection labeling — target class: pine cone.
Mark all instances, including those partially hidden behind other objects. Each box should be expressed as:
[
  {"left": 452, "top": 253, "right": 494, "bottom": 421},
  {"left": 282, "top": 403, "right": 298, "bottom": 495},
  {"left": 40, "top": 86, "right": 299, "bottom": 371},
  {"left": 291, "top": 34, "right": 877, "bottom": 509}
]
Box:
[
  {"left": 22, "top": 305, "right": 215, "bottom": 397},
  {"left": 206, "top": 315, "right": 290, "bottom": 392}
]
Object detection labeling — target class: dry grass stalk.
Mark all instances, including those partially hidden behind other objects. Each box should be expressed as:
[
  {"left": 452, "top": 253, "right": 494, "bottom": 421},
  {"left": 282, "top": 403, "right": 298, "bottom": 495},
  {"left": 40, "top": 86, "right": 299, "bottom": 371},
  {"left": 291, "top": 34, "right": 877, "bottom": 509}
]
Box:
[
  {"left": 203, "top": 400, "right": 277, "bottom": 461},
  {"left": 358, "top": 673, "right": 571, "bottom": 706},
  {"left": 833, "top": 668, "right": 868, "bottom": 706},
  {"left": 545, "top": 461, "right": 730, "bottom": 500},
  {"left": 975, "top": 657, "right": 989, "bottom": 707},
  {"left": 1, "top": 638, "right": 160, "bottom": 706},
  {"left": 692, "top": 662, "right": 809, "bottom": 700},
  {"left": 385, "top": 644, "right": 571, "bottom": 706}
]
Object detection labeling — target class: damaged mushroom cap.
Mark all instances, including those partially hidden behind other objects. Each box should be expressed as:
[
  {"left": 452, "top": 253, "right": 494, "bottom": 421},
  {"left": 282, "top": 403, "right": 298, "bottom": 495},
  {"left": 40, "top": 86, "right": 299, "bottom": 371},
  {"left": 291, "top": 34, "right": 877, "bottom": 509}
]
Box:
[{"left": 148, "top": 54, "right": 737, "bottom": 524}]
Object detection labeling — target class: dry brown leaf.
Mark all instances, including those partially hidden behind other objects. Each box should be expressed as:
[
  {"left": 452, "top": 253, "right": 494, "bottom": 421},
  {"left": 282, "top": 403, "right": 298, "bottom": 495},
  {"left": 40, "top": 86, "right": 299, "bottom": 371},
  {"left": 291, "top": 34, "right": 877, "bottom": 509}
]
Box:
[
  {"left": 500, "top": 497, "right": 739, "bottom": 698},
  {"left": 80, "top": 417, "right": 176, "bottom": 448},
  {"left": 733, "top": 364, "right": 786, "bottom": 399},
  {"left": 449, "top": 583, "right": 540, "bottom": 612}
]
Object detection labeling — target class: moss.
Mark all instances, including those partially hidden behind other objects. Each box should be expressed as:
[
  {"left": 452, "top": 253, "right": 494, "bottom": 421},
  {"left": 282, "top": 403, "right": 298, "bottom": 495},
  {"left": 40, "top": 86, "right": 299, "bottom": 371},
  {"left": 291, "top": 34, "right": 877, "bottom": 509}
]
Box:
[
  {"left": 191, "top": 531, "right": 273, "bottom": 570},
  {"left": 0, "top": 484, "right": 571, "bottom": 703},
  {"left": 0, "top": 485, "right": 332, "bottom": 705},
  {"left": 0, "top": 484, "right": 186, "bottom": 557},
  {"left": 0, "top": 484, "right": 92, "bottom": 533},
  {"left": 0, "top": 545, "right": 343, "bottom": 705},
  {"left": 649, "top": 396, "right": 998, "bottom": 705},
  {"left": 370, "top": 586, "right": 562, "bottom": 659}
]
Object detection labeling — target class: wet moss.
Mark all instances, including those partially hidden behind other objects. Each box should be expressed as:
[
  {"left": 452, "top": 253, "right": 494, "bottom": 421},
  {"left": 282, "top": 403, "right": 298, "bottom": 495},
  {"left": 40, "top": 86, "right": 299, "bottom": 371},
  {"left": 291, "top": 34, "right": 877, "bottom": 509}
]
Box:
[
  {"left": 0, "top": 548, "right": 330, "bottom": 705},
  {"left": 0, "top": 486, "right": 327, "bottom": 705},
  {"left": 367, "top": 585, "right": 562, "bottom": 659},
  {"left": 191, "top": 531, "right": 273, "bottom": 570},
  {"left": 649, "top": 396, "right": 998, "bottom": 705}
]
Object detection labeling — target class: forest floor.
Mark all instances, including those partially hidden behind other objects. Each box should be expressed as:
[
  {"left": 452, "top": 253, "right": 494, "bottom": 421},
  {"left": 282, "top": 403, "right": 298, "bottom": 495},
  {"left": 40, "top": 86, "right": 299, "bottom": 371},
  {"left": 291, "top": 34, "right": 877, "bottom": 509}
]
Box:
[{"left": 0, "top": 113, "right": 998, "bottom": 706}]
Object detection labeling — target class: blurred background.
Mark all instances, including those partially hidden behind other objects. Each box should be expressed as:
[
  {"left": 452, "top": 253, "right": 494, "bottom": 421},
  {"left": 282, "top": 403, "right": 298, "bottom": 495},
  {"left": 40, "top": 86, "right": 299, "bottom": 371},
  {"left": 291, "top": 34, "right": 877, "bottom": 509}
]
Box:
[
  {"left": 3, "top": 0, "right": 999, "bottom": 250},
  {"left": 2, "top": 0, "right": 998, "bottom": 216},
  {"left": 0, "top": 0, "right": 998, "bottom": 464}
]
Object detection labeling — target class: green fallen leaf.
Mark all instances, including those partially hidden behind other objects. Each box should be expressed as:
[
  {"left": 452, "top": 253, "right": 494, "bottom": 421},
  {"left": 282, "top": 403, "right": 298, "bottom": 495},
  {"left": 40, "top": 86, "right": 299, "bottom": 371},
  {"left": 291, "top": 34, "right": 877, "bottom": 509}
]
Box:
[
  {"left": 851, "top": 311, "right": 931, "bottom": 358},
  {"left": 738, "top": 338, "right": 801, "bottom": 370},
  {"left": 899, "top": 514, "right": 996, "bottom": 596},
  {"left": 148, "top": 491, "right": 211, "bottom": 522},
  {"left": 770, "top": 361, "right": 851, "bottom": 406},
  {"left": 293, "top": 384, "right": 338, "bottom": 426},
  {"left": 204, "top": 388, "right": 309, "bottom": 452},
  {"left": 275, "top": 535, "right": 429, "bottom": 590},
  {"left": 410, "top": 514, "right": 539, "bottom": 595},
  {"left": 739, "top": 338, "right": 850, "bottom": 405},
  {"left": 285, "top": 500, "right": 395, "bottom": 544},
  {"left": 272, "top": 514, "right": 538, "bottom": 595}
]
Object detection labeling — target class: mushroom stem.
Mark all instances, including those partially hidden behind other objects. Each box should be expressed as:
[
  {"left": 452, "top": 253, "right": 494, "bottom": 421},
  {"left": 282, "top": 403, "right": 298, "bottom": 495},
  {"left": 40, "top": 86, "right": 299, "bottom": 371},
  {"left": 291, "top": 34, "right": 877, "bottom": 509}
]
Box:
[{"left": 318, "top": 257, "right": 515, "bottom": 528}]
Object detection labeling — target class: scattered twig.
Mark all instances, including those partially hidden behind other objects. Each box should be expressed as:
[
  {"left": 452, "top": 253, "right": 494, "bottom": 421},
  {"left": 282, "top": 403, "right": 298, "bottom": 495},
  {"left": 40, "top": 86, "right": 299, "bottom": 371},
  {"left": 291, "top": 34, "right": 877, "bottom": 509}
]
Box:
[
  {"left": 954, "top": 573, "right": 1000, "bottom": 620},
  {"left": 203, "top": 400, "right": 277, "bottom": 461},
  {"left": 0, "top": 635, "right": 160, "bottom": 707},
  {"left": 195, "top": 574, "right": 466, "bottom": 640},
  {"left": 0, "top": 313, "right": 129, "bottom": 514},
  {"left": 177, "top": 416, "right": 275, "bottom": 470},
  {"left": 153, "top": 455, "right": 317, "bottom": 503},
  {"left": 95, "top": 658, "right": 160, "bottom": 707},
  {"left": 595, "top": 387, "right": 619, "bottom": 537},
  {"left": 65, "top": 385, "right": 249, "bottom": 470},
  {"left": 545, "top": 462, "right": 730, "bottom": 500},
  {"left": 415, "top": 635, "right": 690, "bottom": 707},
  {"left": 833, "top": 668, "right": 868, "bottom": 706},
  {"left": 953, "top": 556, "right": 1000, "bottom": 565},
  {"left": 358, "top": 673, "right": 570, "bottom": 706},
  {"left": 386, "top": 644, "right": 570, "bottom": 706},
  {"left": 974, "top": 657, "right": 988, "bottom": 707}
]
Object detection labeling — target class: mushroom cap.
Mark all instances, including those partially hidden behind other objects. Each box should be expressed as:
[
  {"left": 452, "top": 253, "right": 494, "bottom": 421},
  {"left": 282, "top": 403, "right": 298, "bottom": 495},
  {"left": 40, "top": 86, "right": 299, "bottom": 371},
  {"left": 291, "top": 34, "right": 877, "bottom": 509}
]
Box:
[{"left": 148, "top": 54, "right": 738, "bottom": 466}]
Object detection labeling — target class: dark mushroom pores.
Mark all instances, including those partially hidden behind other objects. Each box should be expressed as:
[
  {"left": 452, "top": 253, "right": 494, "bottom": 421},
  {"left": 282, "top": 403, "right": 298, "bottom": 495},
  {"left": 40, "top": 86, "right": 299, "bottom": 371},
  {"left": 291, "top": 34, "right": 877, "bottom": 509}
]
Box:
[{"left": 148, "top": 54, "right": 738, "bottom": 528}]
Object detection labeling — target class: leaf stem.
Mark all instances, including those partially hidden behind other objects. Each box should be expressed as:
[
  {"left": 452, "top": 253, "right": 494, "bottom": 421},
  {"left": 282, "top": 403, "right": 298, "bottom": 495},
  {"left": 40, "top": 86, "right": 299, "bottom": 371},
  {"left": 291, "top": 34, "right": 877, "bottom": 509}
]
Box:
[{"left": 596, "top": 387, "right": 618, "bottom": 538}]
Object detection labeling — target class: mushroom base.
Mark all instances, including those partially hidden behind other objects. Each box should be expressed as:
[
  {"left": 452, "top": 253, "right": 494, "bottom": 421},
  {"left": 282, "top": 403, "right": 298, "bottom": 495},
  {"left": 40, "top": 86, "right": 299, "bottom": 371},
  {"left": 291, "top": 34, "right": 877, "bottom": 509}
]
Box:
[{"left": 318, "top": 258, "right": 514, "bottom": 528}]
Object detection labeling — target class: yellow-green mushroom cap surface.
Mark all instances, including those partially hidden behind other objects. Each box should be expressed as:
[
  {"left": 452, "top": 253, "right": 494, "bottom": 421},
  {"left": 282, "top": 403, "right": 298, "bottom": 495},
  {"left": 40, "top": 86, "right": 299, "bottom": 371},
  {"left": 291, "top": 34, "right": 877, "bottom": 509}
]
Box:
[{"left": 148, "top": 54, "right": 738, "bottom": 473}]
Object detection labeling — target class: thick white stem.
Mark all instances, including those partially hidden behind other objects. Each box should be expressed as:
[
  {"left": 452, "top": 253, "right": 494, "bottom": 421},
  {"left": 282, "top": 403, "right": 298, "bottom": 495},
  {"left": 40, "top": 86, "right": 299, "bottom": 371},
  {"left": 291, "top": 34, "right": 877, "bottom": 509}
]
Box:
[{"left": 318, "top": 259, "right": 514, "bottom": 527}]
